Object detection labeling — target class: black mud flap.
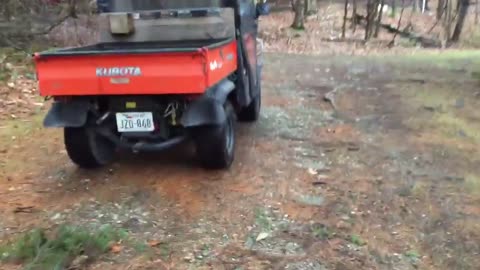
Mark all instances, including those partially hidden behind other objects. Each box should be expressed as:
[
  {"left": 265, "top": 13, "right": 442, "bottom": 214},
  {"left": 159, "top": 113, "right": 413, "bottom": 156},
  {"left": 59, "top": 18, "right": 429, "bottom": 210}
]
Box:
[
  {"left": 181, "top": 79, "right": 235, "bottom": 127},
  {"left": 43, "top": 100, "right": 91, "bottom": 128}
]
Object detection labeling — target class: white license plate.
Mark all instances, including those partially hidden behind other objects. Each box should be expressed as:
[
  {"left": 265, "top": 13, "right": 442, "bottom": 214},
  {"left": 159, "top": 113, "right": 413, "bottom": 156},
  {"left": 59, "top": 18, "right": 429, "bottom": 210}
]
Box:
[{"left": 115, "top": 112, "right": 154, "bottom": 132}]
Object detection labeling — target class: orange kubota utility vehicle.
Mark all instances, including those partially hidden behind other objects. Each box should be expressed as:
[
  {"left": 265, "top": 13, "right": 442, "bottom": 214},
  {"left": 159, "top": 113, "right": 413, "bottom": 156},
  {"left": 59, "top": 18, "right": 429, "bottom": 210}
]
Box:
[{"left": 34, "top": 0, "right": 269, "bottom": 169}]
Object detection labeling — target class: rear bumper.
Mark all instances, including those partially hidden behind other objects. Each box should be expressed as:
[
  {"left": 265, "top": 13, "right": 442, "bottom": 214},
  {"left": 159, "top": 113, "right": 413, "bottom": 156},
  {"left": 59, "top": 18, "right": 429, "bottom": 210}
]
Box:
[{"left": 96, "top": 127, "right": 188, "bottom": 152}]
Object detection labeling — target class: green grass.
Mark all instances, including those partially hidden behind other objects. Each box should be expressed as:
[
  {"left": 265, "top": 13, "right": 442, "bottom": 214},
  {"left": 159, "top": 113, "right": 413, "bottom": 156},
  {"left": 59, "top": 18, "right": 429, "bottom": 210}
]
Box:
[
  {"left": 465, "top": 174, "right": 480, "bottom": 198},
  {"left": 349, "top": 234, "right": 366, "bottom": 246},
  {"left": 0, "top": 47, "right": 34, "bottom": 82},
  {"left": 311, "top": 224, "right": 333, "bottom": 240},
  {"left": 405, "top": 250, "right": 421, "bottom": 265},
  {"left": 0, "top": 224, "right": 128, "bottom": 270},
  {"left": 254, "top": 208, "right": 273, "bottom": 232},
  {"left": 0, "top": 114, "right": 44, "bottom": 139},
  {"left": 364, "top": 50, "right": 480, "bottom": 70},
  {"left": 405, "top": 250, "right": 421, "bottom": 260}
]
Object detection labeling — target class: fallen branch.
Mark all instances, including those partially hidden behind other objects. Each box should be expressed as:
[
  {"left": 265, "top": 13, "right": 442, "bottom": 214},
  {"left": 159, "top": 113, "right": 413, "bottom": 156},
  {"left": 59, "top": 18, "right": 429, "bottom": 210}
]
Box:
[
  {"left": 354, "top": 14, "right": 442, "bottom": 48},
  {"left": 321, "top": 37, "right": 366, "bottom": 44},
  {"left": 323, "top": 87, "right": 339, "bottom": 110},
  {"left": 389, "top": 0, "right": 405, "bottom": 47},
  {"left": 13, "top": 206, "right": 36, "bottom": 214}
]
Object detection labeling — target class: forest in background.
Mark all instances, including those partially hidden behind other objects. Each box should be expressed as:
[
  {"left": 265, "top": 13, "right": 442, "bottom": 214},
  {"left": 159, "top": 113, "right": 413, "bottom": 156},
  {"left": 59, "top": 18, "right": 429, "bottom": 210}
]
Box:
[{"left": 0, "top": 0, "right": 479, "bottom": 52}]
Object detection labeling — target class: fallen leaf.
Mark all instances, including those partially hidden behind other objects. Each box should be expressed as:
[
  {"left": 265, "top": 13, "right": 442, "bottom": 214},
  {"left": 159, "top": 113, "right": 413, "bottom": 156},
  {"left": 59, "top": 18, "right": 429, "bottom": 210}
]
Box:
[
  {"left": 308, "top": 168, "right": 318, "bottom": 175},
  {"left": 110, "top": 244, "right": 123, "bottom": 253},
  {"left": 256, "top": 232, "right": 269, "bottom": 242},
  {"left": 148, "top": 240, "right": 161, "bottom": 247}
]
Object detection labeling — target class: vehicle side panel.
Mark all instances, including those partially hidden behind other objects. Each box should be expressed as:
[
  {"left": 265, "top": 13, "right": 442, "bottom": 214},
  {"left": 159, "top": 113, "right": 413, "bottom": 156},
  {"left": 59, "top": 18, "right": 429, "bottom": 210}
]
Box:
[{"left": 205, "top": 41, "right": 238, "bottom": 88}]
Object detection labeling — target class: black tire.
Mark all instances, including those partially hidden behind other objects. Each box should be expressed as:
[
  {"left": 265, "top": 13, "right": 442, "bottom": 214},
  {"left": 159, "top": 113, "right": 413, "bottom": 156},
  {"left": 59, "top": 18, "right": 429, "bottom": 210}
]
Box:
[
  {"left": 64, "top": 127, "right": 115, "bottom": 169},
  {"left": 237, "top": 92, "right": 261, "bottom": 122},
  {"left": 194, "top": 102, "right": 236, "bottom": 169}
]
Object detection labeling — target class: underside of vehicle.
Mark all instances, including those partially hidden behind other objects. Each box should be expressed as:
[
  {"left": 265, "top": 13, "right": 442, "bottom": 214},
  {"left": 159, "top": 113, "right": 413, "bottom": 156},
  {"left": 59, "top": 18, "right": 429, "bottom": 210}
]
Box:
[{"left": 34, "top": 0, "right": 269, "bottom": 169}]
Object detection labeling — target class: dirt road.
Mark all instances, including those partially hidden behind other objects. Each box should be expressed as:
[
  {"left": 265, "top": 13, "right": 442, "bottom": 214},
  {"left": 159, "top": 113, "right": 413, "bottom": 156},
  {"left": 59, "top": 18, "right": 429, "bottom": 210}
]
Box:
[{"left": 1, "top": 52, "right": 479, "bottom": 270}]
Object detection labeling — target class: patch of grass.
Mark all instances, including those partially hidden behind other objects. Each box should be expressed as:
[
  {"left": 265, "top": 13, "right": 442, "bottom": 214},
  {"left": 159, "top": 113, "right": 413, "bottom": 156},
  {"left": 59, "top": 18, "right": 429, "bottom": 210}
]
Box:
[
  {"left": 436, "top": 114, "right": 480, "bottom": 142},
  {"left": 254, "top": 208, "right": 273, "bottom": 232},
  {"left": 405, "top": 250, "right": 420, "bottom": 260},
  {"left": 411, "top": 182, "right": 429, "bottom": 200},
  {"left": 402, "top": 83, "right": 480, "bottom": 145},
  {"left": 132, "top": 241, "right": 149, "bottom": 253},
  {"left": 311, "top": 224, "right": 333, "bottom": 240},
  {"left": 459, "top": 28, "right": 480, "bottom": 48},
  {"left": 409, "top": 87, "right": 453, "bottom": 111},
  {"left": 366, "top": 50, "right": 480, "bottom": 72},
  {"left": 200, "top": 244, "right": 211, "bottom": 257},
  {"left": 0, "top": 47, "right": 34, "bottom": 82},
  {"left": 0, "top": 224, "right": 128, "bottom": 270},
  {"left": 158, "top": 243, "right": 171, "bottom": 260},
  {"left": 465, "top": 174, "right": 480, "bottom": 198},
  {"left": 349, "top": 234, "right": 366, "bottom": 246},
  {"left": 0, "top": 114, "right": 44, "bottom": 140},
  {"left": 398, "top": 50, "right": 480, "bottom": 63},
  {"left": 405, "top": 250, "right": 421, "bottom": 264}
]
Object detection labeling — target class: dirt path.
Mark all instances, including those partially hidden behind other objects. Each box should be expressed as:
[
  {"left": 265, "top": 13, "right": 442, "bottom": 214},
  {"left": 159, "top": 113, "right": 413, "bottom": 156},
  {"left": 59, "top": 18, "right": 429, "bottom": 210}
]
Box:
[{"left": 1, "top": 52, "right": 479, "bottom": 270}]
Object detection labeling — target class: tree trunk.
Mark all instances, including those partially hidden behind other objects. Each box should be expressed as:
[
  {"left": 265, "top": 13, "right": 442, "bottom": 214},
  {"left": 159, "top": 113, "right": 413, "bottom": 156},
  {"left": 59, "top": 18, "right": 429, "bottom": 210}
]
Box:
[
  {"left": 446, "top": 0, "right": 452, "bottom": 38},
  {"left": 292, "top": 0, "right": 305, "bottom": 30},
  {"left": 437, "top": 0, "right": 445, "bottom": 20},
  {"left": 365, "top": 0, "right": 378, "bottom": 40},
  {"left": 391, "top": 0, "right": 396, "bottom": 17},
  {"left": 351, "top": 0, "right": 358, "bottom": 32},
  {"left": 365, "top": 0, "right": 372, "bottom": 40},
  {"left": 451, "top": 0, "right": 469, "bottom": 41},
  {"left": 375, "top": 0, "right": 385, "bottom": 37},
  {"left": 389, "top": 0, "right": 406, "bottom": 46},
  {"left": 342, "top": 0, "right": 349, "bottom": 38},
  {"left": 476, "top": 0, "right": 479, "bottom": 24},
  {"left": 305, "top": 0, "right": 317, "bottom": 15}
]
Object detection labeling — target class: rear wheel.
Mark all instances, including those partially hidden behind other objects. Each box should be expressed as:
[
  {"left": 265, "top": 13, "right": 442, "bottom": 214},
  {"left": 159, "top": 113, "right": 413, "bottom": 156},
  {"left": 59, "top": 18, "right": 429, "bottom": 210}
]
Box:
[
  {"left": 64, "top": 126, "right": 115, "bottom": 169},
  {"left": 194, "top": 102, "right": 236, "bottom": 169}
]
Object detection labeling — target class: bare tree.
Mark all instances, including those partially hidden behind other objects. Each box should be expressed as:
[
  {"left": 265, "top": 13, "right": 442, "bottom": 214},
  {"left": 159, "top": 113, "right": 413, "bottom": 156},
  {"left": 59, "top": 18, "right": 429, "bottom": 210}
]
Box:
[
  {"left": 374, "top": 0, "right": 385, "bottom": 37},
  {"left": 0, "top": 0, "right": 91, "bottom": 48},
  {"left": 351, "top": 0, "right": 358, "bottom": 32},
  {"left": 445, "top": 0, "right": 452, "bottom": 40},
  {"left": 342, "top": 0, "right": 349, "bottom": 38},
  {"left": 451, "top": 0, "right": 469, "bottom": 41},
  {"left": 437, "top": 0, "right": 445, "bottom": 19},
  {"left": 305, "top": 0, "right": 317, "bottom": 15},
  {"left": 476, "top": 0, "right": 479, "bottom": 24},
  {"left": 292, "top": 0, "right": 305, "bottom": 29},
  {"left": 391, "top": 0, "right": 396, "bottom": 17},
  {"left": 365, "top": 0, "right": 380, "bottom": 40},
  {"left": 389, "top": 0, "right": 406, "bottom": 46}
]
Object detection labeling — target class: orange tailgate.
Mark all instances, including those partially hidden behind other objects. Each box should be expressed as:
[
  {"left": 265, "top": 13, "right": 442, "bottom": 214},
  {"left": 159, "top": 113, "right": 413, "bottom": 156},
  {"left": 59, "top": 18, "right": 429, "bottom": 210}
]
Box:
[{"left": 35, "top": 40, "right": 237, "bottom": 97}]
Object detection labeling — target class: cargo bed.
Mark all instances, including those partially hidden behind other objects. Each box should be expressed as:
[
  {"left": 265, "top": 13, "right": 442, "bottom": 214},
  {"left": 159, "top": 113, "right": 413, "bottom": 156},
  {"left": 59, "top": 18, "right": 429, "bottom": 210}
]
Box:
[{"left": 34, "top": 38, "right": 237, "bottom": 96}]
